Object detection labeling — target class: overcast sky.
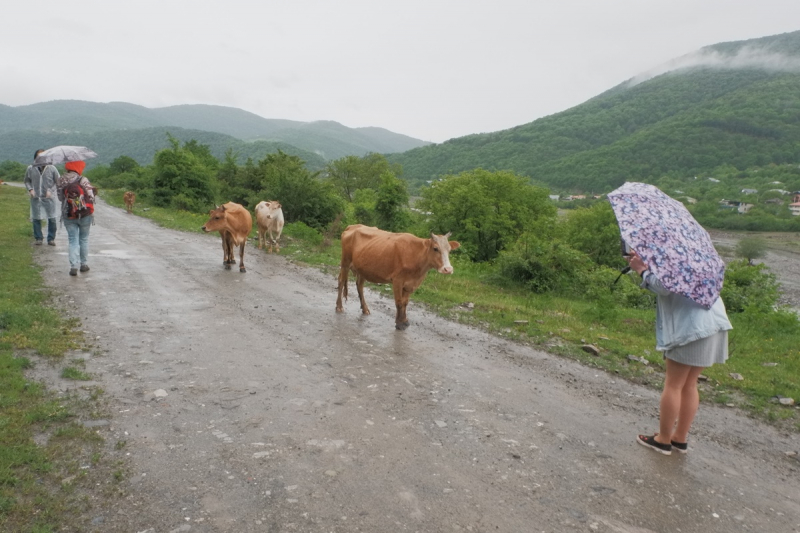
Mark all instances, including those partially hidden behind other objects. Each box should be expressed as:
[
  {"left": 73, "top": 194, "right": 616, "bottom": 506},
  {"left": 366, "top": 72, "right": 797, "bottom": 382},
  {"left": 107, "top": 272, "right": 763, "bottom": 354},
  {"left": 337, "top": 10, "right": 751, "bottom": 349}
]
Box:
[{"left": 3, "top": 1, "right": 799, "bottom": 143}]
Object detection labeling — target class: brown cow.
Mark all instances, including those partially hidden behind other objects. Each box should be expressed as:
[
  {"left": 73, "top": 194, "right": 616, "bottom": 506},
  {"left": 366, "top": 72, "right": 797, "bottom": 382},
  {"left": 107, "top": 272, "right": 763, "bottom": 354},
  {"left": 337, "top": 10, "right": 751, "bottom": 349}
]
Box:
[
  {"left": 123, "top": 191, "right": 136, "bottom": 213},
  {"left": 254, "top": 200, "right": 285, "bottom": 253},
  {"left": 201, "top": 202, "right": 253, "bottom": 272},
  {"left": 335, "top": 224, "right": 460, "bottom": 330}
]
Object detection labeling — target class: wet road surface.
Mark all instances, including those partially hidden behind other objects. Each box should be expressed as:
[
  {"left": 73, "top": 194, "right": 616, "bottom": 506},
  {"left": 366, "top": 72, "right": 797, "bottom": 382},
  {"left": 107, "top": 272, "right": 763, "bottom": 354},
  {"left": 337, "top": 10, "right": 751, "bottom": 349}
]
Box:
[{"left": 31, "top": 198, "right": 800, "bottom": 533}]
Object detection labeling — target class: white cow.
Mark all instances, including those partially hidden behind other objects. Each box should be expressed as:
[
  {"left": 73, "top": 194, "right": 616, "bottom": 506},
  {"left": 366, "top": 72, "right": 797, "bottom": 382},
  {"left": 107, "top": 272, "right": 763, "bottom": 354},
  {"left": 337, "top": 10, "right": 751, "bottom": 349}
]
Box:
[{"left": 254, "top": 201, "right": 285, "bottom": 253}]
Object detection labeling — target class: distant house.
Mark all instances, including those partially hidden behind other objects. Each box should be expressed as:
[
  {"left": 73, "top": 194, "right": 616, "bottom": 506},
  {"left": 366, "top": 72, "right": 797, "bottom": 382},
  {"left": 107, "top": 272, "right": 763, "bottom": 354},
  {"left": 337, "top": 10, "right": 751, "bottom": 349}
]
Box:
[
  {"left": 681, "top": 197, "right": 697, "bottom": 204},
  {"left": 549, "top": 195, "right": 560, "bottom": 201},
  {"left": 768, "top": 189, "right": 790, "bottom": 195},
  {"left": 592, "top": 194, "right": 604, "bottom": 199},
  {"left": 719, "top": 200, "right": 753, "bottom": 214},
  {"left": 790, "top": 202, "right": 800, "bottom": 216},
  {"left": 571, "top": 195, "right": 586, "bottom": 200},
  {"left": 793, "top": 191, "right": 800, "bottom": 203},
  {"left": 741, "top": 188, "right": 758, "bottom": 194},
  {"left": 708, "top": 177, "right": 720, "bottom": 183},
  {"left": 764, "top": 198, "right": 784, "bottom": 205}
]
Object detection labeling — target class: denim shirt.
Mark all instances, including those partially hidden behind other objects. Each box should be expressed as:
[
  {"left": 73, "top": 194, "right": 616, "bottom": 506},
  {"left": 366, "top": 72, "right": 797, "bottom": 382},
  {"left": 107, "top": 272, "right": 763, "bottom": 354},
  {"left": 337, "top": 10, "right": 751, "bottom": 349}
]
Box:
[{"left": 641, "top": 271, "right": 732, "bottom": 351}]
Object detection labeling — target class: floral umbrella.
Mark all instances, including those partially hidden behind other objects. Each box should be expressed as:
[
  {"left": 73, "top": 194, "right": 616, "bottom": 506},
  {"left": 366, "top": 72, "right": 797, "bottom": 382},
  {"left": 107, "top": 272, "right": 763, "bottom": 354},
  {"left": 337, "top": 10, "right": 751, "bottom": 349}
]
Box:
[
  {"left": 34, "top": 145, "right": 98, "bottom": 166},
  {"left": 607, "top": 182, "right": 725, "bottom": 309}
]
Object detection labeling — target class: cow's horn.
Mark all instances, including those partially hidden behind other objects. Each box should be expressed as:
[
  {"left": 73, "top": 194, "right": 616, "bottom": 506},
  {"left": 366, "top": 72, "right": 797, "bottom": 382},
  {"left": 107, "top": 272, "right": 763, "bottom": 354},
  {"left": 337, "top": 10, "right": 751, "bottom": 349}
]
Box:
[{"left": 444, "top": 231, "right": 452, "bottom": 238}]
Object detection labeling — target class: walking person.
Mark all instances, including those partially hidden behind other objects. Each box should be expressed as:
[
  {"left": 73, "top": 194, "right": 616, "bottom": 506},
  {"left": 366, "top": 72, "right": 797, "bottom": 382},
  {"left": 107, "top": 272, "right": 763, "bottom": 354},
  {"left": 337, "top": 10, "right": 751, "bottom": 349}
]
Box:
[
  {"left": 627, "top": 249, "right": 732, "bottom": 455},
  {"left": 24, "top": 149, "right": 60, "bottom": 245},
  {"left": 57, "top": 160, "right": 95, "bottom": 276}
]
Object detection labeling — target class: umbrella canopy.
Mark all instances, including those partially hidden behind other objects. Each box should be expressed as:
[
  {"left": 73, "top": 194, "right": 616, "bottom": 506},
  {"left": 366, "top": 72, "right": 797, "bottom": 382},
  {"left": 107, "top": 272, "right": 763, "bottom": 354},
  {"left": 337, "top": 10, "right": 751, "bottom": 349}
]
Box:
[
  {"left": 607, "top": 182, "right": 725, "bottom": 309},
  {"left": 34, "top": 145, "right": 98, "bottom": 166}
]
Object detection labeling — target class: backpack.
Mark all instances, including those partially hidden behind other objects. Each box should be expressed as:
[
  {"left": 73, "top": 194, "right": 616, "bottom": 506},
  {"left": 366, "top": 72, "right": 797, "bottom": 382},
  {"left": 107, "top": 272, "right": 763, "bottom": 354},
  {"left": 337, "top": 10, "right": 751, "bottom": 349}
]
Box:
[{"left": 64, "top": 179, "right": 95, "bottom": 219}]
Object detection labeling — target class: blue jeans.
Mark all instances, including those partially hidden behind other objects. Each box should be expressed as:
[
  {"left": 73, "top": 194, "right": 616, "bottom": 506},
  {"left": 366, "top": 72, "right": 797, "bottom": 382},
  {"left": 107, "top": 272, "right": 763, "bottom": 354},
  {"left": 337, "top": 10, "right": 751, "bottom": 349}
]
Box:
[
  {"left": 64, "top": 216, "right": 93, "bottom": 268},
  {"left": 33, "top": 218, "right": 57, "bottom": 242}
]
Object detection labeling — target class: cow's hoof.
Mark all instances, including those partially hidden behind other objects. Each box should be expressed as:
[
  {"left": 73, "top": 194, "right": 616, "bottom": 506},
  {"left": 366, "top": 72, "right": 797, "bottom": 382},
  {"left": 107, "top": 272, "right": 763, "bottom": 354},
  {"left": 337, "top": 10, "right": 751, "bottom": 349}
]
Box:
[
  {"left": 335, "top": 307, "right": 344, "bottom": 313},
  {"left": 224, "top": 264, "right": 231, "bottom": 270},
  {"left": 396, "top": 322, "right": 410, "bottom": 331},
  {"left": 240, "top": 267, "right": 247, "bottom": 273}
]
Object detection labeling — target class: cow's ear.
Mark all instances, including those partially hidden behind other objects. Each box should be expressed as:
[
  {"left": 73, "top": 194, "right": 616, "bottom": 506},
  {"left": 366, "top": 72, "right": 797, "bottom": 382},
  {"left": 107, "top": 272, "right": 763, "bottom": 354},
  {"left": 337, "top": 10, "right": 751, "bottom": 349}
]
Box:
[{"left": 449, "top": 241, "right": 461, "bottom": 251}]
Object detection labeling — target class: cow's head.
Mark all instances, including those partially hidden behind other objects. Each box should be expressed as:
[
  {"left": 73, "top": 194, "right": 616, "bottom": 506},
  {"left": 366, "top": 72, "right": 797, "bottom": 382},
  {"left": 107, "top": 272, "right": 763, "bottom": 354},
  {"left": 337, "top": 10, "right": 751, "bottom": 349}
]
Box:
[
  {"left": 201, "top": 204, "right": 227, "bottom": 233},
  {"left": 429, "top": 232, "right": 460, "bottom": 274}
]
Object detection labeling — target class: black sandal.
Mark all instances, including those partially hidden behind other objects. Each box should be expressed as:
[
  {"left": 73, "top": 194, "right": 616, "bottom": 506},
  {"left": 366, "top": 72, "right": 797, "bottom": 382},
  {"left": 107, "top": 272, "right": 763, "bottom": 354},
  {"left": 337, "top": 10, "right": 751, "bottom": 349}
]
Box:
[{"left": 637, "top": 434, "right": 672, "bottom": 455}]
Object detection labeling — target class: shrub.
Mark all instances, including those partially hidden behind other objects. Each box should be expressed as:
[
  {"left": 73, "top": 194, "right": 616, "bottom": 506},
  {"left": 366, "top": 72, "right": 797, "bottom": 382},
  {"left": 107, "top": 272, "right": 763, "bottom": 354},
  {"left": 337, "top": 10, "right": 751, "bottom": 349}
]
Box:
[{"left": 721, "top": 259, "right": 780, "bottom": 313}]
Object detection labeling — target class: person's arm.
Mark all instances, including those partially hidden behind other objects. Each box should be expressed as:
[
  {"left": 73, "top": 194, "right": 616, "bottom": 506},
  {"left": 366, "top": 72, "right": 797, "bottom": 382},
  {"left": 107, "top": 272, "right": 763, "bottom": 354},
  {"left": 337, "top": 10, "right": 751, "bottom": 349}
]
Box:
[
  {"left": 24, "top": 167, "right": 35, "bottom": 196},
  {"left": 626, "top": 249, "right": 671, "bottom": 296}
]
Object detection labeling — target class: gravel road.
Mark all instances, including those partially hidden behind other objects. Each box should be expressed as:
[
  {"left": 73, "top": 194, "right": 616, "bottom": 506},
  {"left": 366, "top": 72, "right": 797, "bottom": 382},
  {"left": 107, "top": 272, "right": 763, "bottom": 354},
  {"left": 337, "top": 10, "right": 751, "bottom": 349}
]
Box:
[{"left": 29, "top": 199, "right": 800, "bottom": 533}]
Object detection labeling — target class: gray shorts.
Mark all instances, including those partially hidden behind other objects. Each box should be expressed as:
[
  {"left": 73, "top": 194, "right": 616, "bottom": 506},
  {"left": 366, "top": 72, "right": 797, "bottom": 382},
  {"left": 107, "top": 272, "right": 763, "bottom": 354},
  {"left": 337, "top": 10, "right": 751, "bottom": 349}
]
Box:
[{"left": 664, "top": 330, "right": 729, "bottom": 368}]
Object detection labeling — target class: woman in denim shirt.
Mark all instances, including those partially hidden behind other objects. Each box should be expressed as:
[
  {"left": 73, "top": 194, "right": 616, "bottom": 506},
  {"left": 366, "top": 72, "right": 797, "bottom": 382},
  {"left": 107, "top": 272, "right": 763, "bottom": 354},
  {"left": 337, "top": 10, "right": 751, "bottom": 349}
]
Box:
[{"left": 627, "top": 249, "right": 732, "bottom": 455}]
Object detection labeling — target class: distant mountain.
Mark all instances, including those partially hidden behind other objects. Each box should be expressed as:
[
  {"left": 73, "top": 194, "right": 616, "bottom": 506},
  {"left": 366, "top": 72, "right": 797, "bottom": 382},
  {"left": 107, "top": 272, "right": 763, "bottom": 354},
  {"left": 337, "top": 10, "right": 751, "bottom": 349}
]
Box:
[
  {"left": 0, "top": 127, "right": 327, "bottom": 172},
  {"left": 0, "top": 100, "right": 430, "bottom": 163},
  {"left": 387, "top": 30, "right": 800, "bottom": 193}
]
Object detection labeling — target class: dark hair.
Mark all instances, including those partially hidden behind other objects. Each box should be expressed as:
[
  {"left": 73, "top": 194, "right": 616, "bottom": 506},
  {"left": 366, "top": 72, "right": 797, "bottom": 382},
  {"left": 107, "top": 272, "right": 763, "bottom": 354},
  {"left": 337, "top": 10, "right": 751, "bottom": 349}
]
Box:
[{"left": 34, "top": 149, "right": 44, "bottom": 160}]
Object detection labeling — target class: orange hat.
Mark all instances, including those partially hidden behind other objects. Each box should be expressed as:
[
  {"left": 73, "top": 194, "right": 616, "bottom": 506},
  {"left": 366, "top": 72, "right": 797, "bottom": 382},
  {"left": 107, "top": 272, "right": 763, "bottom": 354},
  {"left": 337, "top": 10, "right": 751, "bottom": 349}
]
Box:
[{"left": 65, "top": 161, "right": 86, "bottom": 174}]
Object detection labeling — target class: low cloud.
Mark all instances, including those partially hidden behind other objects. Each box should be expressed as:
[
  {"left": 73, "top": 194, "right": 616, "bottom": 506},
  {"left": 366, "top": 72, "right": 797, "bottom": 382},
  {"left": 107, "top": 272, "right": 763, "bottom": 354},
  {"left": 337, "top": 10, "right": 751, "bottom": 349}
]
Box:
[{"left": 628, "top": 45, "right": 800, "bottom": 86}]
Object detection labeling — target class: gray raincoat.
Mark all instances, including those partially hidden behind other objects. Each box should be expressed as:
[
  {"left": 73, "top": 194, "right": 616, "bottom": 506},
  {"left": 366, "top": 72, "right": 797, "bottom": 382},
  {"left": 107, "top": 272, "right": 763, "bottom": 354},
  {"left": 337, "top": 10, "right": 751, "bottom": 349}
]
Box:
[{"left": 24, "top": 164, "right": 60, "bottom": 220}]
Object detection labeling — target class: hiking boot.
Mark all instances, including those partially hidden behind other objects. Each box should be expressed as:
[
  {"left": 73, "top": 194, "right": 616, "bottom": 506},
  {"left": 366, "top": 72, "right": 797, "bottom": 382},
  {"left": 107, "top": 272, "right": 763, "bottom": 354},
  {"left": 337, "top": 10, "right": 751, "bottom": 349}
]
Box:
[
  {"left": 636, "top": 434, "right": 672, "bottom": 455},
  {"left": 47, "top": 240, "right": 56, "bottom": 246},
  {"left": 80, "top": 265, "right": 90, "bottom": 272},
  {"left": 69, "top": 268, "right": 78, "bottom": 276},
  {"left": 35, "top": 240, "right": 43, "bottom": 245}
]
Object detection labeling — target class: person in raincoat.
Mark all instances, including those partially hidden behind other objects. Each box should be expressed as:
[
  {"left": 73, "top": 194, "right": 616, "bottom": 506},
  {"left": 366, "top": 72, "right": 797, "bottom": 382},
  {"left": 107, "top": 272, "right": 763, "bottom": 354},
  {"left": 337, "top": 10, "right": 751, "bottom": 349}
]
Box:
[
  {"left": 57, "top": 160, "right": 95, "bottom": 276},
  {"left": 24, "top": 149, "right": 61, "bottom": 245}
]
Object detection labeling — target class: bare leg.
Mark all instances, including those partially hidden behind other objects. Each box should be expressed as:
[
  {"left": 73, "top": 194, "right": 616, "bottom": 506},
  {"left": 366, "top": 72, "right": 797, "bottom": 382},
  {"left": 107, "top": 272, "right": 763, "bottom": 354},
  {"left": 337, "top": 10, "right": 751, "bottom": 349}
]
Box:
[
  {"left": 673, "top": 365, "right": 706, "bottom": 443},
  {"left": 656, "top": 359, "right": 703, "bottom": 445}
]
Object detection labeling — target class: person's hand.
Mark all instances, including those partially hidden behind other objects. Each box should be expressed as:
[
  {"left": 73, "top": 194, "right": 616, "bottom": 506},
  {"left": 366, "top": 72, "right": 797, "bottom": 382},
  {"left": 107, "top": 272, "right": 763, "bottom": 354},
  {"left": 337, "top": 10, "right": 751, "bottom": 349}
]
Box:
[
  {"left": 626, "top": 249, "right": 649, "bottom": 275},
  {"left": 29, "top": 189, "right": 35, "bottom": 198},
  {"left": 45, "top": 190, "right": 51, "bottom": 199}
]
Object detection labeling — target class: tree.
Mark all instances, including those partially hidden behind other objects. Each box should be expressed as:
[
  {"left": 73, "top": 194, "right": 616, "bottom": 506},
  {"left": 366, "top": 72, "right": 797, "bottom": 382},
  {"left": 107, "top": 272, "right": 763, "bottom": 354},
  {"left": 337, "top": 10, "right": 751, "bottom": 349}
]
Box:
[
  {"left": 251, "top": 151, "right": 344, "bottom": 230},
  {"left": 560, "top": 202, "right": 627, "bottom": 269},
  {"left": 326, "top": 153, "right": 401, "bottom": 201},
  {"left": 419, "top": 169, "right": 556, "bottom": 262},
  {"left": 735, "top": 237, "right": 768, "bottom": 265},
  {"left": 375, "top": 172, "right": 410, "bottom": 232},
  {"left": 152, "top": 135, "right": 218, "bottom": 211},
  {"left": 109, "top": 155, "right": 139, "bottom": 175}
]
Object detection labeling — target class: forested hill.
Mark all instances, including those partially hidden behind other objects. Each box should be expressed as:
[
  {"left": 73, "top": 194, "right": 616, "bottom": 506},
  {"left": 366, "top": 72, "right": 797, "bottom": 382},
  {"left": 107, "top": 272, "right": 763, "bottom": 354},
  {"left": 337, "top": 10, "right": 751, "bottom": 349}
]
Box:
[
  {"left": 0, "top": 127, "right": 327, "bottom": 172},
  {"left": 388, "top": 30, "right": 800, "bottom": 193},
  {"left": 0, "top": 101, "right": 430, "bottom": 162}
]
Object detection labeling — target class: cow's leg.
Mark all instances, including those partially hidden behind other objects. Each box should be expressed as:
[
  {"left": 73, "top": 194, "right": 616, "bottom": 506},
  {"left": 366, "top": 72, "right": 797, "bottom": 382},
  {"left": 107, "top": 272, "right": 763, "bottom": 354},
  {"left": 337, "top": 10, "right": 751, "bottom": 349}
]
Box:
[
  {"left": 223, "top": 232, "right": 233, "bottom": 269},
  {"left": 267, "top": 229, "right": 274, "bottom": 253},
  {"left": 335, "top": 263, "right": 350, "bottom": 312},
  {"left": 393, "top": 281, "right": 411, "bottom": 330},
  {"left": 274, "top": 227, "right": 282, "bottom": 253},
  {"left": 356, "top": 274, "right": 370, "bottom": 315},
  {"left": 238, "top": 241, "right": 247, "bottom": 273},
  {"left": 257, "top": 227, "right": 264, "bottom": 250}
]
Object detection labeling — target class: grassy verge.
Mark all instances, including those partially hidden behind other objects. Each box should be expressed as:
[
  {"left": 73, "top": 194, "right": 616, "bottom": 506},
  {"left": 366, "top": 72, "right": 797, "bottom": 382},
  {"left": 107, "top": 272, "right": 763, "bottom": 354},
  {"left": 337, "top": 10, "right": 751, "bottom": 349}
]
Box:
[
  {"left": 0, "top": 186, "right": 127, "bottom": 531},
  {"left": 104, "top": 190, "right": 800, "bottom": 430}
]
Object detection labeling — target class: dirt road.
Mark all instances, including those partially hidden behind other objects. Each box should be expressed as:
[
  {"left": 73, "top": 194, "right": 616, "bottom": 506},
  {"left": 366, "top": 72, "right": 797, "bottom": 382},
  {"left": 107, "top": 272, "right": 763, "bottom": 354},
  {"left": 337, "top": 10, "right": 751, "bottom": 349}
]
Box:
[{"left": 31, "top": 200, "right": 800, "bottom": 533}]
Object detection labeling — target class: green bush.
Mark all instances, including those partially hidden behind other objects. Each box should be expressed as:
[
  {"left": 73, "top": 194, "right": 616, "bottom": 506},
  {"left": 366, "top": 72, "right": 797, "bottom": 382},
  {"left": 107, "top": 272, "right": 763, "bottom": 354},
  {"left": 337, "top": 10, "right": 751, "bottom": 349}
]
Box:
[
  {"left": 496, "top": 236, "right": 592, "bottom": 293},
  {"left": 721, "top": 259, "right": 781, "bottom": 313}
]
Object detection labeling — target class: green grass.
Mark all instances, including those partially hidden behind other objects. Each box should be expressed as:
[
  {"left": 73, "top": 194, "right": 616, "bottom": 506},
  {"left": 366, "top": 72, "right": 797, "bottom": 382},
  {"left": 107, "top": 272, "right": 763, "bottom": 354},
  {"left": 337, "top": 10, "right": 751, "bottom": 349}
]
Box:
[
  {"left": 0, "top": 185, "right": 127, "bottom": 531},
  {"left": 102, "top": 188, "right": 800, "bottom": 429}
]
